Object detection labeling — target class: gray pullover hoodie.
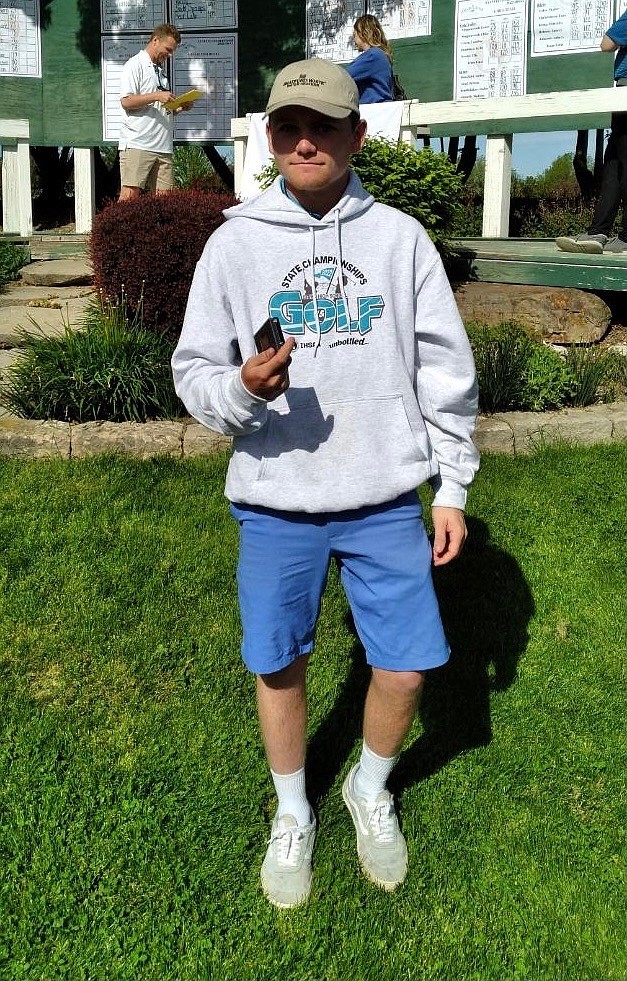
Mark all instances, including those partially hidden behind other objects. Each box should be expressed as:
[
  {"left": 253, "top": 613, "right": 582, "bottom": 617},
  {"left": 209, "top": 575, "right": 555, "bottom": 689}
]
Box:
[{"left": 172, "top": 172, "right": 479, "bottom": 513}]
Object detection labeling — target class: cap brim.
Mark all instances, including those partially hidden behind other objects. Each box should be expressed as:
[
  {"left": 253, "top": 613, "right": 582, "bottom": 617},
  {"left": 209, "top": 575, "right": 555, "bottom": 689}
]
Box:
[{"left": 264, "top": 96, "right": 355, "bottom": 119}]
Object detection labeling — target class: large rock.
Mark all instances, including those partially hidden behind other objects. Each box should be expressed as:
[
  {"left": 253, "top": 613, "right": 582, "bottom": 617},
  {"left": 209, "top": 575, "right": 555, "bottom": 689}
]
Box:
[
  {"left": 20, "top": 258, "right": 93, "bottom": 287},
  {"left": 453, "top": 282, "right": 612, "bottom": 344}
]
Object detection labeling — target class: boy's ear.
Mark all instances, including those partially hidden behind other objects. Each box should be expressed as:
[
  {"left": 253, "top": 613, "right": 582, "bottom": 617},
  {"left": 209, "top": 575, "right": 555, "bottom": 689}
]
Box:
[{"left": 352, "top": 118, "right": 367, "bottom": 154}]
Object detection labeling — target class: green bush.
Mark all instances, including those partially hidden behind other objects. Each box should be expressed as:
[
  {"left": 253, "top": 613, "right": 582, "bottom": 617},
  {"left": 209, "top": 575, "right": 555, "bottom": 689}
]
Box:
[
  {"left": 173, "top": 145, "right": 230, "bottom": 193},
  {"left": 0, "top": 295, "right": 183, "bottom": 422},
  {"left": 519, "top": 343, "right": 575, "bottom": 411},
  {"left": 0, "top": 240, "right": 29, "bottom": 288},
  {"left": 465, "top": 320, "right": 625, "bottom": 413},
  {"left": 258, "top": 137, "right": 464, "bottom": 251},
  {"left": 90, "top": 188, "right": 237, "bottom": 338}
]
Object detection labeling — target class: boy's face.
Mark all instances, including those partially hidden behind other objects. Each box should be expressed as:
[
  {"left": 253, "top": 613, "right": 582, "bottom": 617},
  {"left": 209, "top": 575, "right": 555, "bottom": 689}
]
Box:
[{"left": 267, "top": 106, "right": 367, "bottom": 214}]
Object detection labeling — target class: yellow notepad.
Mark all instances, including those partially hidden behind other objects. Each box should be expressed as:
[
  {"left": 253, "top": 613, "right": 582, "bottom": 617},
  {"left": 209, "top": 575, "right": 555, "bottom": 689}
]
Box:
[{"left": 164, "top": 89, "right": 203, "bottom": 111}]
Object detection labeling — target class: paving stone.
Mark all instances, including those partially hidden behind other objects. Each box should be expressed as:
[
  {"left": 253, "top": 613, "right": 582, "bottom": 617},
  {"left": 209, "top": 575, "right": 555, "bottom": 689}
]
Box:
[
  {"left": 0, "top": 349, "right": 19, "bottom": 381},
  {"left": 0, "top": 296, "right": 93, "bottom": 346},
  {"left": 182, "top": 422, "right": 232, "bottom": 456},
  {"left": 0, "top": 284, "right": 94, "bottom": 309},
  {"left": 606, "top": 401, "right": 627, "bottom": 439},
  {"left": 0, "top": 418, "right": 71, "bottom": 458},
  {"left": 502, "top": 406, "right": 614, "bottom": 453},
  {"left": 19, "top": 258, "right": 93, "bottom": 287},
  {"left": 71, "top": 421, "right": 183, "bottom": 459},
  {"left": 474, "top": 416, "right": 514, "bottom": 454}
]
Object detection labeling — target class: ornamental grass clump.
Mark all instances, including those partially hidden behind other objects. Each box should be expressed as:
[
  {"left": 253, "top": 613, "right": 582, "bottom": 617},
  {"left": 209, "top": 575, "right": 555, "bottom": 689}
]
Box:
[
  {"left": 466, "top": 320, "right": 532, "bottom": 414},
  {"left": 466, "top": 320, "right": 626, "bottom": 413},
  {"left": 0, "top": 294, "right": 183, "bottom": 423}
]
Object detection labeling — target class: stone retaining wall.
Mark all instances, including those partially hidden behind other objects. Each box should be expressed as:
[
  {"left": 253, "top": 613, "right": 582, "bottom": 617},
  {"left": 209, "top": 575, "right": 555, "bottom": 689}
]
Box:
[{"left": 0, "top": 404, "right": 624, "bottom": 460}]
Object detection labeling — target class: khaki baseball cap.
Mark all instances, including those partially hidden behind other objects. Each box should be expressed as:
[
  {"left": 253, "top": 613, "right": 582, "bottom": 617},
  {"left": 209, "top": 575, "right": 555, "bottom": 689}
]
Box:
[{"left": 265, "top": 58, "right": 360, "bottom": 118}]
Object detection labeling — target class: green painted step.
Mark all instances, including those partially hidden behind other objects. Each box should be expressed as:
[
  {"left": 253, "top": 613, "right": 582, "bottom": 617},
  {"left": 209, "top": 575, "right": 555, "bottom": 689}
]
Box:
[{"left": 450, "top": 238, "right": 627, "bottom": 291}]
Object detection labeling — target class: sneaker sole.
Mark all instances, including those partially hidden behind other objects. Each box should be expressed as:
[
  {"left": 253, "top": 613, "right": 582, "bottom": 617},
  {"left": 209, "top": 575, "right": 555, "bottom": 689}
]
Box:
[
  {"left": 555, "top": 237, "right": 604, "bottom": 254},
  {"left": 260, "top": 883, "right": 311, "bottom": 910},
  {"left": 342, "top": 782, "right": 407, "bottom": 891}
]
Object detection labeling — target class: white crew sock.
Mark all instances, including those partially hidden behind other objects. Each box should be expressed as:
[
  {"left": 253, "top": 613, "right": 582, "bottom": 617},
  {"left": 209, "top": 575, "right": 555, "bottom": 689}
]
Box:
[
  {"left": 270, "top": 767, "right": 312, "bottom": 827},
  {"left": 353, "top": 741, "right": 398, "bottom": 801}
]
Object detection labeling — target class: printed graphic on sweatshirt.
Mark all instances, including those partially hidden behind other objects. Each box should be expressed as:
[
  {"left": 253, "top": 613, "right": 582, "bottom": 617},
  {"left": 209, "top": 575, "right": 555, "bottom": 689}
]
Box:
[{"left": 268, "top": 255, "right": 384, "bottom": 349}]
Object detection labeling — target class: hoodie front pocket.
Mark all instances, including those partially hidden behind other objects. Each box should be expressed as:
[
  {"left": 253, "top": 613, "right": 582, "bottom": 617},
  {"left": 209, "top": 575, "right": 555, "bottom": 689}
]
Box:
[{"left": 257, "top": 394, "right": 429, "bottom": 491}]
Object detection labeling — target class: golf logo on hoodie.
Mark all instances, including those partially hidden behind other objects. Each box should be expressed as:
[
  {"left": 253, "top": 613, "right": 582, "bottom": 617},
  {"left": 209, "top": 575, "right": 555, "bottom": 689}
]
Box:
[{"left": 268, "top": 256, "right": 384, "bottom": 344}]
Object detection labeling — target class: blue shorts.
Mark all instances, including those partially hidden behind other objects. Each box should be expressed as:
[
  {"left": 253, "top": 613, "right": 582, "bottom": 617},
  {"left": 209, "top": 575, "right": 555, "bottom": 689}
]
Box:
[{"left": 230, "top": 493, "right": 450, "bottom": 676}]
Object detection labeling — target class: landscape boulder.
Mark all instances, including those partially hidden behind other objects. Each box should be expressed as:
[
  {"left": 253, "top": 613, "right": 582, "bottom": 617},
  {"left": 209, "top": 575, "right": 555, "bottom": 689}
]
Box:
[{"left": 453, "top": 282, "right": 612, "bottom": 344}]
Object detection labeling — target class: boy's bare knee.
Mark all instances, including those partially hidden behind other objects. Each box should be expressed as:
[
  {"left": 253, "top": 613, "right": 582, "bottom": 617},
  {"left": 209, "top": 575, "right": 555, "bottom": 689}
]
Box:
[{"left": 371, "top": 667, "right": 425, "bottom": 698}]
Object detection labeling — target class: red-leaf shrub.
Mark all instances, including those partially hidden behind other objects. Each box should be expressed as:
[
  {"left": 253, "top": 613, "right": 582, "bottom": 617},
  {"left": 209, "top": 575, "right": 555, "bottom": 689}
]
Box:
[{"left": 90, "top": 189, "right": 238, "bottom": 338}]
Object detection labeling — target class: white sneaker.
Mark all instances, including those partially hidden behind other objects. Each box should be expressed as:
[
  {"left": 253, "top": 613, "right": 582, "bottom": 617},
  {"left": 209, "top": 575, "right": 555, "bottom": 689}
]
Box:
[
  {"left": 555, "top": 233, "right": 607, "bottom": 254},
  {"left": 342, "top": 764, "right": 408, "bottom": 891},
  {"left": 260, "top": 811, "right": 316, "bottom": 909}
]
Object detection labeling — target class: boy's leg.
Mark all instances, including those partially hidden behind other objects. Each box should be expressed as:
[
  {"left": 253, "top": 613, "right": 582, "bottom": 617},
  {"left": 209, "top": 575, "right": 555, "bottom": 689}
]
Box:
[
  {"left": 256, "top": 655, "right": 309, "bottom": 792},
  {"left": 257, "top": 656, "right": 316, "bottom": 909},
  {"left": 231, "top": 504, "right": 329, "bottom": 908},
  {"left": 362, "top": 666, "right": 425, "bottom": 759},
  {"left": 333, "top": 495, "right": 448, "bottom": 890}
]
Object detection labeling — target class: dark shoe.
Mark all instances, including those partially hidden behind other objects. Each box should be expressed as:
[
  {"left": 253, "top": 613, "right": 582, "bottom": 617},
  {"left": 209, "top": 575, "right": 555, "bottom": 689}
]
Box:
[{"left": 603, "top": 237, "right": 627, "bottom": 253}]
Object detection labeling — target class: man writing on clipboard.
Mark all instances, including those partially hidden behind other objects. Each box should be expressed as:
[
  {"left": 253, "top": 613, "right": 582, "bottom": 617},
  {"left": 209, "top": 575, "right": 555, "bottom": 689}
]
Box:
[{"left": 118, "top": 24, "right": 200, "bottom": 201}]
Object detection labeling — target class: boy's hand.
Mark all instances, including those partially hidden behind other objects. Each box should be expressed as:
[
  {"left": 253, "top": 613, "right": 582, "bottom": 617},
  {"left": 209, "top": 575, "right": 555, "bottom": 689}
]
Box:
[
  {"left": 431, "top": 507, "right": 467, "bottom": 566},
  {"left": 241, "top": 338, "right": 295, "bottom": 401}
]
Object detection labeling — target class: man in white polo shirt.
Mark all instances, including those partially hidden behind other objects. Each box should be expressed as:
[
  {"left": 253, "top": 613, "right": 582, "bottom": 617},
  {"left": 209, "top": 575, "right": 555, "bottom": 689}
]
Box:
[{"left": 118, "top": 24, "right": 185, "bottom": 200}]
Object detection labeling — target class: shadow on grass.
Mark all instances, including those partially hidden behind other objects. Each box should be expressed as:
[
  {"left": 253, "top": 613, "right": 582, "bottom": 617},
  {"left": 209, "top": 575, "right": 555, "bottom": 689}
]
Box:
[{"left": 306, "top": 516, "right": 534, "bottom": 808}]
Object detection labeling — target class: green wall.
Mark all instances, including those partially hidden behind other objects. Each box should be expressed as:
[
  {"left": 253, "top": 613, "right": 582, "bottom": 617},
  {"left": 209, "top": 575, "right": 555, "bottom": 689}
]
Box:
[
  {"left": 0, "top": 0, "right": 616, "bottom": 146},
  {"left": 391, "top": 2, "right": 615, "bottom": 135}
]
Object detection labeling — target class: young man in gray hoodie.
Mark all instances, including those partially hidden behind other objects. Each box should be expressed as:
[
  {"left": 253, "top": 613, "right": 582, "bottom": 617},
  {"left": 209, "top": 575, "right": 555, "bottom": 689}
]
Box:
[{"left": 172, "top": 58, "right": 479, "bottom": 909}]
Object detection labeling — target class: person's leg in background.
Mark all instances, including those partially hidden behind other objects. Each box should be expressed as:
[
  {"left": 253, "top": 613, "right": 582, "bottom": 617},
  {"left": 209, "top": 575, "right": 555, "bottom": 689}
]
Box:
[{"left": 602, "top": 113, "right": 627, "bottom": 250}]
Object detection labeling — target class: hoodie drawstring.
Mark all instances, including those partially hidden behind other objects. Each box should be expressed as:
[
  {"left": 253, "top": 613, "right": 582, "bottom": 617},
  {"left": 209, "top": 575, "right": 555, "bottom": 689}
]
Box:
[
  {"left": 311, "top": 208, "right": 349, "bottom": 358},
  {"left": 309, "top": 225, "right": 322, "bottom": 358}
]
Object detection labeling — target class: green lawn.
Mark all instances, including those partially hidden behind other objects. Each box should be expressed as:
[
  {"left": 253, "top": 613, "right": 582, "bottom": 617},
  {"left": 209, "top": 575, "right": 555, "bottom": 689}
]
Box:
[{"left": 0, "top": 444, "right": 624, "bottom": 981}]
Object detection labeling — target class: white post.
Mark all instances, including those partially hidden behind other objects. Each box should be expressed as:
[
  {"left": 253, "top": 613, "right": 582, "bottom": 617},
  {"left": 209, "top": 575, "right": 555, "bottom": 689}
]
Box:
[
  {"left": 482, "top": 134, "right": 513, "bottom": 238},
  {"left": 1, "top": 138, "right": 32, "bottom": 236},
  {"left": 74, "top": 147, "right": 95, "bottom": 234},
  {"left": 230, "top": 116, "right": 250, "bottom": 198}
]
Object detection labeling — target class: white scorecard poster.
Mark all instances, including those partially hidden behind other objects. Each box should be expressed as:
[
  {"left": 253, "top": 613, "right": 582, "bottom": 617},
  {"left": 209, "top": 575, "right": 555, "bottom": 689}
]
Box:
[
  {"left": 368, "top": 0, "right": 432, "bottom": 39},
  {"left": 101, "top": 35, "right": 142, "bottom": 142},
  {"left": 0, "top": 0, "right": 41, "bottom": 77},
  {"left": 307, "top": 0, "right": 364, "bottom": 62},
  {"left": 100, "top": 0, "right": 167, "bottom": 34},
  {"left": 173, "top": 33, "right": 237, "bottom": 140},
  {"left": 307, "top": 0, "right": 431, "bottom": 60},
  {"left": 172, "top": 0, "right": 237, "bottom": 29},
  {"left": 454, "top": 0, "right": 527, "bottom": 99},
  {"left": 531, "top": 0, "right": 613, "bottom": 56}
]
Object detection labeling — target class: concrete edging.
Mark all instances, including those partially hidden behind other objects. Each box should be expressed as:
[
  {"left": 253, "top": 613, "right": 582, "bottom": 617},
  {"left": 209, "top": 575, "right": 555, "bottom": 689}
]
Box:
[{"left": 0, "top": 403, "right": 624, "bottom": 460}]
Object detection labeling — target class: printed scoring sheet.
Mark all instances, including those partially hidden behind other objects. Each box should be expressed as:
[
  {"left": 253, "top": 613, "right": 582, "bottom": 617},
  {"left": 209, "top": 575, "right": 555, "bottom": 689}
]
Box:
[
  {"left": 454, "top": 0, "right": 527, "bottom": 99},
  {"left": 100, "top": 0, "right": 167, "bottom": 34},
  {"left": 531, "top": 0, "right": 613, "bottom": 55},
  {"left": 173, "top": 32, "right": 237, "bottom": 140},
  {"left": 0, "top": 0, "right": 41, "bottom": 77}
]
